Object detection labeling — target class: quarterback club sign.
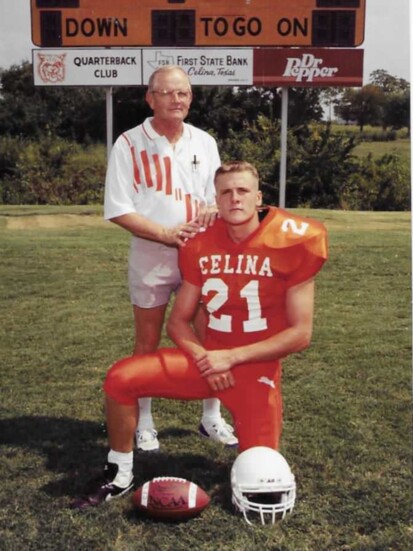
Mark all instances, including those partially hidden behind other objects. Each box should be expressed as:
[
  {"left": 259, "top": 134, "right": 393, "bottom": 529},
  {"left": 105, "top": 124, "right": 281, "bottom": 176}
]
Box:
[
  {"left": 33, "top": 49, "right": 143, "bottom": 86},
  {"left": 253, "top": 48, "right": 363, "bottom": 87}
]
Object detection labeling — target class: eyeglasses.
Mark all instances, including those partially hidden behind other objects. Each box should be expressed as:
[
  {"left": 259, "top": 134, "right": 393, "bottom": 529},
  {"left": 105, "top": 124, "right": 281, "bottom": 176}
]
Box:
[{"left": 150, "top": 89, "right": 192, "bottom": 100}]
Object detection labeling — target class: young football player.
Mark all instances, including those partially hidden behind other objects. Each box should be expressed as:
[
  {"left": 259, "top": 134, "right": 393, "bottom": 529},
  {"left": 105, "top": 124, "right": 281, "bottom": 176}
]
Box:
[{"left": 73, "top": 160, "right": 328, "bottom": 509}]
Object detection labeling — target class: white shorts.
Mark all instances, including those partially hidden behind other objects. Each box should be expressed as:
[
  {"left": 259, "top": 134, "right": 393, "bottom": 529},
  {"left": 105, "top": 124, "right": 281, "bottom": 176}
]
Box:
[{"left": 128, "top": 236, "right": 182, "bottom": 308}]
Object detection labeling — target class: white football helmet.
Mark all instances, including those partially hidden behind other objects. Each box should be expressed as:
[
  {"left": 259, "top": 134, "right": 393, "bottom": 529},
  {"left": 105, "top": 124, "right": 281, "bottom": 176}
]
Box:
[{"left": 231, "top": 447, "right": 296, "bottom": 525}]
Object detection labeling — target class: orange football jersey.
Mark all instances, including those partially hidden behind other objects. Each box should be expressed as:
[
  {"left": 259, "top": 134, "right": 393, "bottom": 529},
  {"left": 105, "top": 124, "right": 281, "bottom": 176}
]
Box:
[{"left": 179, "top": 207, "right": 328, "bottom": 349}]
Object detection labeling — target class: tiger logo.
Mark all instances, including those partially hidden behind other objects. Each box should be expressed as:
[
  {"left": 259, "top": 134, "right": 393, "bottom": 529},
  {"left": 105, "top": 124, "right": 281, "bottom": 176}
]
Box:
[{"left": 37, "top": 54, "right": 66, "bottom": 84}]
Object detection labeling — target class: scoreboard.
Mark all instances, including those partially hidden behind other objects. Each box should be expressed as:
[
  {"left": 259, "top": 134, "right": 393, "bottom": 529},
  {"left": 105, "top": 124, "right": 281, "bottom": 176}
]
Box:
[{"left": 31, "top": 0, "right": 366, "bottom": 48}]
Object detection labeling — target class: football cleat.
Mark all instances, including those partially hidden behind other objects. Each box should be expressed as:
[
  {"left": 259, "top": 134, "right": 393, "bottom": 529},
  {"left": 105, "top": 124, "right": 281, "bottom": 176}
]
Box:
[
  {"left": 136, "top": 428, "right": 160, "bottom": 452},
  {"left": 199, "top": 419, "right": 239, "bottom": 447},
  {"left": 71, "top": 462, "right": 134, "bottom": 510}
]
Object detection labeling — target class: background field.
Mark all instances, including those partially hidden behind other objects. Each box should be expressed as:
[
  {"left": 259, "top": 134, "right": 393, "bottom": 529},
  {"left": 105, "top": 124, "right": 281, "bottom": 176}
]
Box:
[
  {"left": 330, "top": 124, "right": 410, "bottom": 162},
  {"left": 0, "top": 208, "right": 411, "bottom": 550},
  {"left": 353, "top": 138, "right": 411, "bottom": 160}
]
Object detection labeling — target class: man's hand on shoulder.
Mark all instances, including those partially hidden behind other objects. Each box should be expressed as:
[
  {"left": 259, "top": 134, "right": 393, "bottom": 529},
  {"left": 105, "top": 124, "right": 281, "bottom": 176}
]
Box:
[
  {"left": 163, "top": 220, "right": 202, "bottom": 246},
  {"left": 196, "top": 204, "right": 218, "bottom": 229}
]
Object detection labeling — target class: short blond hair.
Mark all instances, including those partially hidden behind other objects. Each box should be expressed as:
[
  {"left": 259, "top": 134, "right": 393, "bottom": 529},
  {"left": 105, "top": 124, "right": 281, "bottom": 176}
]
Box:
[{"left": 215, "top": 161, "right": 259, "bottom": 183}]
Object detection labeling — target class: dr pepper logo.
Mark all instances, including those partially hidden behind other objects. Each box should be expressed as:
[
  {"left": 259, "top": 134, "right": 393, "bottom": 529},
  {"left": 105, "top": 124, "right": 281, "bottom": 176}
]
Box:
[
  {"left": 37, "top": 54, "right": 66, "bottom": 84},
  {"left": 283, "top": 53, "right": 338, "bottom": 82}
]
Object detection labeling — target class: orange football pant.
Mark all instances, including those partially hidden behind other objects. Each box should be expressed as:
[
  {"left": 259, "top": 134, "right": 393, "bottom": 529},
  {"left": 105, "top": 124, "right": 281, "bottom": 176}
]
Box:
[{"left": 104, "top": 348, "right": 283, "bottom": 452}]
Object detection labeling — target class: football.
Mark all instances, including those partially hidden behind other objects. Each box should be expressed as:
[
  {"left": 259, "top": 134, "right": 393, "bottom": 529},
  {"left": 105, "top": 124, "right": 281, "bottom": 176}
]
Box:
[{"left": 132, "top": 476, "right": 210, "bottom": 521}]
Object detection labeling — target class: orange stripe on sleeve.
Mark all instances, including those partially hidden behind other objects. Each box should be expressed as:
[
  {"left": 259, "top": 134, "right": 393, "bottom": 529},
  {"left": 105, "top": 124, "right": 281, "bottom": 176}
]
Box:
[
  {"left": 153, "top": 154, "right": 163, "bottom": 191},
  {"left": 130, "top": 146, "right": 141, "bottom": 192},
  {"left": 121, "top": 133, "right": 141, "bottom": 192},
  {"left": 140, "top": 150, "right": 153, "bottom": 188},
  {"left": 163, "top": 156, "right": 172, "bottom": 195},
  {"left": 185, "top": 194, "right": 193, "bottom": 222}
]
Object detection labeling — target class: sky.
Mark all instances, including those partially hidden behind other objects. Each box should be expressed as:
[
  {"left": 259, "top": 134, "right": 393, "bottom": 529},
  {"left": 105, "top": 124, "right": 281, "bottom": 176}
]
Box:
[{"left": 0, "top": 0, "right": 410, "bottom": 84}]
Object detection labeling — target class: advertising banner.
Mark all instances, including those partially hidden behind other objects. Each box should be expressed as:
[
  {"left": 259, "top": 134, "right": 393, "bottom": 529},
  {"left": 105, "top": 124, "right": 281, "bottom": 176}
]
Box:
[
  {"left": 253, "top": 48, "right": 363, "bottom": 87},
  {"left": 33, "top": 47, "right": 363, "bottom": 88},
  {"left": 33, "top": 48, "right": 142, "bottom": 86},
  {"left": 32, "top": 48, "right": 254, "bottom": 86},
  {"left": 142, "top": 49, "right": 253, "bottom": 85}
]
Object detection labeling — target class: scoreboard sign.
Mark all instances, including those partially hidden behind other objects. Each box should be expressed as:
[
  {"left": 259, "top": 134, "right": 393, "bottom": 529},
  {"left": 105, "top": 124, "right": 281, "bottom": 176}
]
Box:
[{"left": 31, "top": 0, "right": 366, "bottom": 48}]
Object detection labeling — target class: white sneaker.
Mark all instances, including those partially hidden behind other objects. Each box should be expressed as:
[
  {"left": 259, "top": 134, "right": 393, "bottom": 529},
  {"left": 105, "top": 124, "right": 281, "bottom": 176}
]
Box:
[
  {"left": 199, "top": 419, "right": 238, "bottom": 447},
  {"left": 136, "top": 429, "right": 160, "bottom": 452}
]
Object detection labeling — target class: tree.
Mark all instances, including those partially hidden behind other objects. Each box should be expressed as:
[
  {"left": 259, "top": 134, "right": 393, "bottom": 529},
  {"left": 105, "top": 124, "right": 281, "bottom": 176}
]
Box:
[
  {"left": 335, "top": 85, "right": 385, "bottom": 131},
  {"left": 188, "top": 86, "right": 249, "bottom": 138},
  {"left": 0, "top": 62, "right": 106, "bottom": 143},
  {"left": 369, "top": 70, "right": 410, "bottom": 132},
  {"left": 219, "top": 114, "right": 281, "bottom": 204},
  {"left": 112, "top": 87, "right": 150, "bottom": 140},
  {"left": 382, "top": 92, "right": 410, "bottom": 132},
  {"left": 341, "top": 152, "right": 410, "bottom": 211},
  {"left": 369, "top": 69, "right": 410, "bottom": 95},
  {"left": 0, "top": 63, "right": 326, "bottom": 145},
  {"left": 287, "top": 88, "right": 324, "bottom": 126},
  {"left": 287, "top": 123, "right": 358, "bottom": 208},
  {"left": 188, "top": 86, "right": 279, "bottom": 139}
]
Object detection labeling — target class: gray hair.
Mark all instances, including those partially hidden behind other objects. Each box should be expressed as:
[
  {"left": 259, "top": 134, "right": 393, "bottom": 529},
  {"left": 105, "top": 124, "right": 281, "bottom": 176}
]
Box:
[{"left": 148, "top": 65, "right": 191, "bottom": 91}]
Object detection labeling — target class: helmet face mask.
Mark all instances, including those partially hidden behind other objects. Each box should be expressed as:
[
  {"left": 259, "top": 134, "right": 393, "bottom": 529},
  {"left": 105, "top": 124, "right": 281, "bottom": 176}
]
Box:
[{"left": 231, "top": 447, "right": 296, "bottom": 525}]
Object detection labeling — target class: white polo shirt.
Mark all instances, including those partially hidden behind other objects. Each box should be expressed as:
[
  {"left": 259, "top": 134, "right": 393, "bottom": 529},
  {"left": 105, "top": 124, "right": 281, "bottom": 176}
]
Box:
[
  {"left": 104, "top": 117, "right": 221, "bottom": 307},
  {"left": 104, "top": 117, "right": 220, "bottom": 226}
]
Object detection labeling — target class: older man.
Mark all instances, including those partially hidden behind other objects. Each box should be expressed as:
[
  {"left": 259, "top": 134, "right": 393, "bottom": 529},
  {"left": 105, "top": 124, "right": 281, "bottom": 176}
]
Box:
[{"left": 104, "top": 66, "right": 237, "bottom": 451}]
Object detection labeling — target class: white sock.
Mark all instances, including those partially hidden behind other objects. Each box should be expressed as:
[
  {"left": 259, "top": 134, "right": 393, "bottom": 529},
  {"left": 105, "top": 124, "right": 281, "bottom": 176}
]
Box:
[
  {"left": 108, "top": 450, "right": 133, "bottom": 488},
  {"left": 137, "top": 398, "right": 155, "bottom": 431},
  {"left": 201, "top": 398, "right": 222, "bottom": 425}
]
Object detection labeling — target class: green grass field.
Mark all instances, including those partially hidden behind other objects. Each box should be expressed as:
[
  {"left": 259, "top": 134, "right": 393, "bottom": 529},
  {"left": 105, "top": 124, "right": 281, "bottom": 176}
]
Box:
[
  {"left": 330, "top": 124, "right": 411, "bottom": 163},
  {"left": 353, "top": 138, "right": 411, "bottom": 160},
  {"left": 0, "top": 208, "right": 411, "bottom": 550}
]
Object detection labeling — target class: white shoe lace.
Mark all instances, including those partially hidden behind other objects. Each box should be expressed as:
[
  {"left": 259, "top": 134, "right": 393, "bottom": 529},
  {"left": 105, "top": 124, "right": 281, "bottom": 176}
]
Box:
[
  {"left": 204, "top": 420, "right": 238, "bottom": 444},
  {"left": 216, "top": 422, "right": 235, "bottom": 438},
  {"left": 137, "top": 429, "right": 158, "bottom": 442}
]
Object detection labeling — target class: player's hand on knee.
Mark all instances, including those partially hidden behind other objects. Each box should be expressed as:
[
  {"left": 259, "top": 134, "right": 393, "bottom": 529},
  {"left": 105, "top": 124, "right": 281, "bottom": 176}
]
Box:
[
  {"left": 196, "top": 350, "right": 234, "bottom": 376},
  {"left": 206, "top": 371, "right": 235, "bottom": 392}
]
